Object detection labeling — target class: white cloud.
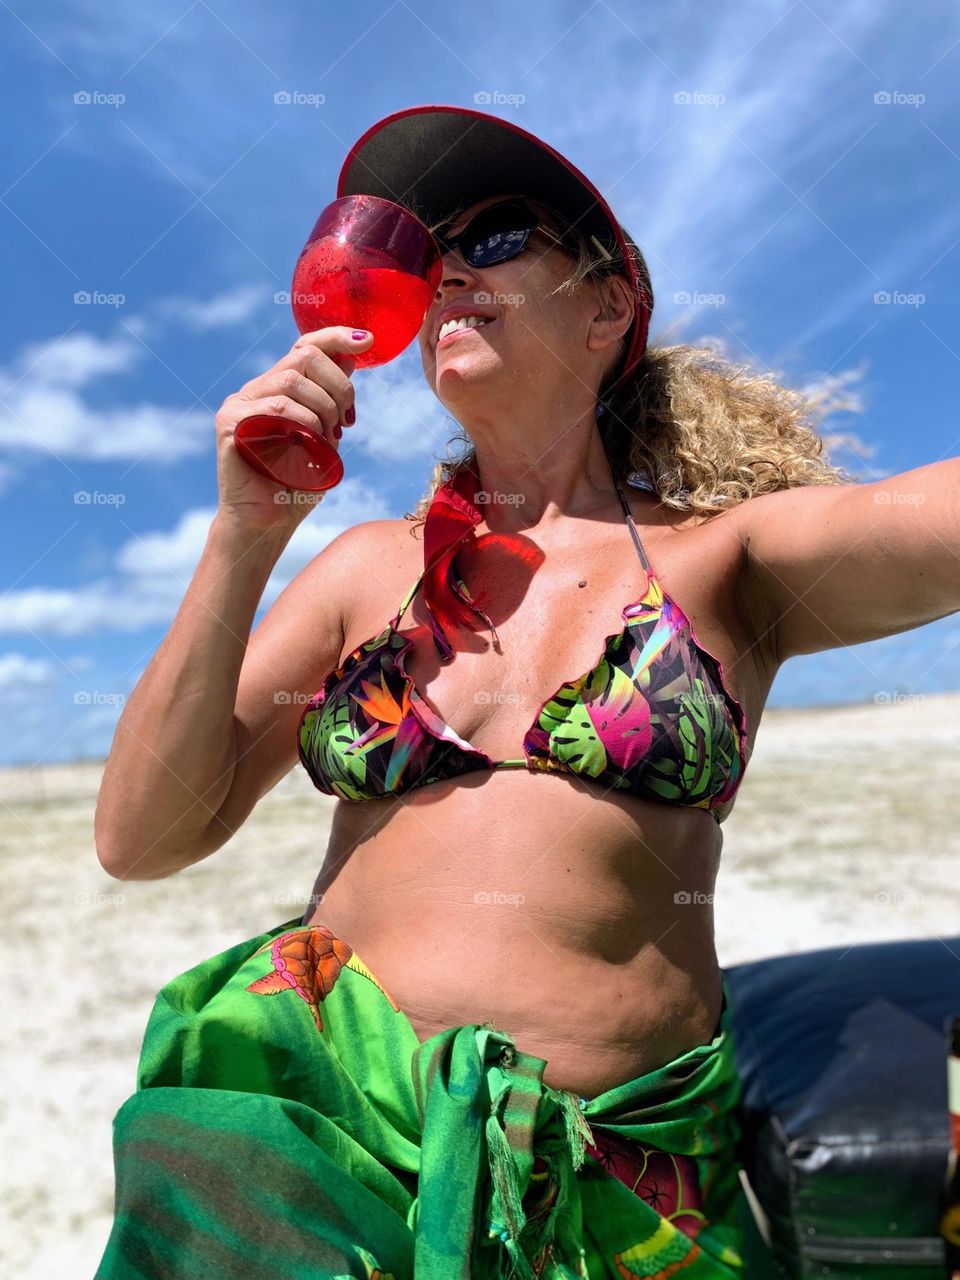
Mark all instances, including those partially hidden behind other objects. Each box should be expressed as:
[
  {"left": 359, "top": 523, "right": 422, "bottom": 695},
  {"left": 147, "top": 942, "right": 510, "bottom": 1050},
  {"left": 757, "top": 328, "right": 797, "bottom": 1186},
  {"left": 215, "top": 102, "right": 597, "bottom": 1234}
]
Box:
[
  {"left": 173, "top": 284, "right": 269, "bottom": 331},
  {"left": 511, "top": 0, "right": 954, "bottom": 363},
  {"left": 0, "top": 460, "right": 19, "bottom": 495},
  {"left": 350, "top": 350, "right": 457, "bottom": 463},
  {"left": 0, "top": 331, "right": 209, "bottom": 463},
  {"left": 0, "top": 583, "right": 139, "bottom": 637},
  {"left": 133, "top": 284, "right": 272, "bottom": 337},
  {"left": 65, "top": 654, "right": 96, "bottom": 672},
  {"left": 112, "top": 475, "right": 395, "bottom": 595},
  {"left": 0, "top": 475, "right": 393, "bottom": 637},
  {"left": 266, "top": 476, "right": 394, "bottom": 589},
  {"left": 113, "top": 507, "right": 219, "bottom": 579},
  {"left": 4, "top": 332, "right": 139, "bottom": 392},
  {"left": 0, "top": 654, "right": 58, "bottom": 700},
  {"left": 0, "top": 387, "right": 210, "bottom": 461}
]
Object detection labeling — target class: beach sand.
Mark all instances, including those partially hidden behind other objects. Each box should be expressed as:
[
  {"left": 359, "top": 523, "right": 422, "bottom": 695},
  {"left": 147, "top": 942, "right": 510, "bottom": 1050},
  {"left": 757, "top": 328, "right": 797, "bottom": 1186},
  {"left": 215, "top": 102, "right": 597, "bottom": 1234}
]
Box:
[{"left": 4, "top": 692, "right": 958, "bottom": 1276}]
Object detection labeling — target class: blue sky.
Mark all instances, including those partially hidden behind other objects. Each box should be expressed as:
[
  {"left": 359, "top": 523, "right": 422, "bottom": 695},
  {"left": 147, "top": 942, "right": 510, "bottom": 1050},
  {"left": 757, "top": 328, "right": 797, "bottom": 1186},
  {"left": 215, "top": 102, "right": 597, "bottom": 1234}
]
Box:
[{"left": 2, "top": 0, "right": 959, "bottom": 766}]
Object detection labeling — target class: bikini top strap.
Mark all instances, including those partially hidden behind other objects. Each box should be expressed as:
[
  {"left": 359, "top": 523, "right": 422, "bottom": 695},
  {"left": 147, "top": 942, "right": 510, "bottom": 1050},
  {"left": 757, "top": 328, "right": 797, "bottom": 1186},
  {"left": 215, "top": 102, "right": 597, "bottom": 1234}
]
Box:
[
  {"left": 613, "top": 473, "right": 653, "bottom": 573},
  {"left": 392, "top": 570, "right": 425, "bottom": 629}
]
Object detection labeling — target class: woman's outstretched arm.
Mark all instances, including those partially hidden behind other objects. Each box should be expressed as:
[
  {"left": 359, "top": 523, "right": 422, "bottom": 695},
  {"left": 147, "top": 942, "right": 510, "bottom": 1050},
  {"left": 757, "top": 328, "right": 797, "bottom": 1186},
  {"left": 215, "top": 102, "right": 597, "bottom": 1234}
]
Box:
[{"left": 736, "top": 458, "right": 960, "bottom": 662}]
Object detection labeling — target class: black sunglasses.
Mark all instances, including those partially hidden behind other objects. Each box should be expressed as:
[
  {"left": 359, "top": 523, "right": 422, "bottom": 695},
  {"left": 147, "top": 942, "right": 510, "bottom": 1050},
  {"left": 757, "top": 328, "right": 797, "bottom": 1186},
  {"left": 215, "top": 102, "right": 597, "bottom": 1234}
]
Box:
[{"left": 433, "top": 198, "right": 574, "bottom": 268}]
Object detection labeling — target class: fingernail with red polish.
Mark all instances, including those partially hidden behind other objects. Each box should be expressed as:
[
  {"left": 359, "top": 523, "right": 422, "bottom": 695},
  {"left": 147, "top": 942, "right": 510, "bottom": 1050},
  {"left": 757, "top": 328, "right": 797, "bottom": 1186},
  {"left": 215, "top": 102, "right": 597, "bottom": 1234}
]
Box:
[
  {"left": 334, "top": 424, "right": 342, "bottom": 439},
  {"left": 346, "top": 406, "right": 356, "bottom": 425}
]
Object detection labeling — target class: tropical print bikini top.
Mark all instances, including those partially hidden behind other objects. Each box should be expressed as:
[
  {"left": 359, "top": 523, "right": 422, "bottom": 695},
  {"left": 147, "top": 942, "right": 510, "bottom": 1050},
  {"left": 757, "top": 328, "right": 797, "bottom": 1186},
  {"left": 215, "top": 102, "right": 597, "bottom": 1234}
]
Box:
[{"left": 298, "top": 469, "right": 749, "bottom": 822}]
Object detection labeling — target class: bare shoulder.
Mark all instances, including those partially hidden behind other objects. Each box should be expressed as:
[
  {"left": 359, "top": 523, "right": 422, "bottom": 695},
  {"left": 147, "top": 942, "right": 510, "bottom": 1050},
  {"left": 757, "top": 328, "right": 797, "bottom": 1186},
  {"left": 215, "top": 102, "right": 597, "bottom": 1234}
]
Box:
[
  {"left": 326, "top": 515, "right": 423, "bottom": 637},
  {"left": 331, "top": 514, "right": 423, "bottom": 558},
  {"left": 322, "top": 514, "right": 411, "bottom": 558}
]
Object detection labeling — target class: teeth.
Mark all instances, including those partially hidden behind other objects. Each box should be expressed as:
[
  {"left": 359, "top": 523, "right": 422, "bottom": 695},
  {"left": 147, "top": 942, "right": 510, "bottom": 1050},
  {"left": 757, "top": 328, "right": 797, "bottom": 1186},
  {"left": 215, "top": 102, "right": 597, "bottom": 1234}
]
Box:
[{"left": 438, "top": 315, "right": 489, "bottom": 342}]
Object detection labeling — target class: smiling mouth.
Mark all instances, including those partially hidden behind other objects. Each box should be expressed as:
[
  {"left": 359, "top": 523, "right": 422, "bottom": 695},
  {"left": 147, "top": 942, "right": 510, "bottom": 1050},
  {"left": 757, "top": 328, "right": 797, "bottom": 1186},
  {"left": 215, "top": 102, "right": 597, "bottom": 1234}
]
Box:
[{"left": 436, "top": 318, "right": 496, "bottom": 347}]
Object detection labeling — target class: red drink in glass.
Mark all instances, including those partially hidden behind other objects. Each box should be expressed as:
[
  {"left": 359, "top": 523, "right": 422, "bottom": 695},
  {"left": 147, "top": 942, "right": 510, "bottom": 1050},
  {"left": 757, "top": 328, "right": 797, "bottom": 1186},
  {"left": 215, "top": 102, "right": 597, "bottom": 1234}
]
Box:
[{"left": 292, "top": 253, "right": 436, "bottom": 369}]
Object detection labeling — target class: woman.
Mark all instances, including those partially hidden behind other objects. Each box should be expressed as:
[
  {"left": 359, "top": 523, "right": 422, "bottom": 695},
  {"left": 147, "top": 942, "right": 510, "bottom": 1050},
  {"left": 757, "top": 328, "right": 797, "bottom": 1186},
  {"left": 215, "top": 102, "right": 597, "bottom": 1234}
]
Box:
[{"left": 94, "top": 108, "right": 958, "bottom": 1279}]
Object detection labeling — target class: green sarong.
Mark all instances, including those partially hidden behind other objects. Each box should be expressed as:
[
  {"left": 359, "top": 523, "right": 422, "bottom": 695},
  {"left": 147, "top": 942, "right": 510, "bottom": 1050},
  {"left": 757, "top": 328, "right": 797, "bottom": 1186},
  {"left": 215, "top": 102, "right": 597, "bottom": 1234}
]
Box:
[{"left": 95, "top": 918, "right": 751, "bottom": 1278}]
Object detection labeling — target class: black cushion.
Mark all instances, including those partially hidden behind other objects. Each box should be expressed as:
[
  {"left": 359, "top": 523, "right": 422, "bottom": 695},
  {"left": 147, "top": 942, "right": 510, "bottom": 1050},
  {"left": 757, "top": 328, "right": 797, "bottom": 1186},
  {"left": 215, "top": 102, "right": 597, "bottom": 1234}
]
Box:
[{"left": 724, "top": 936, "right": 958, "bottom": 1278}]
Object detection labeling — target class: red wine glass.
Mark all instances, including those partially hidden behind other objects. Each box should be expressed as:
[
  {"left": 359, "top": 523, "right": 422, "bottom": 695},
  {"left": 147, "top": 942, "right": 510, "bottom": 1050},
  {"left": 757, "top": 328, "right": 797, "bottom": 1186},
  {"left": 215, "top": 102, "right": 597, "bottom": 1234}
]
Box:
[{"left": 234, "top": 195, "right": 443, "bottom": 492}]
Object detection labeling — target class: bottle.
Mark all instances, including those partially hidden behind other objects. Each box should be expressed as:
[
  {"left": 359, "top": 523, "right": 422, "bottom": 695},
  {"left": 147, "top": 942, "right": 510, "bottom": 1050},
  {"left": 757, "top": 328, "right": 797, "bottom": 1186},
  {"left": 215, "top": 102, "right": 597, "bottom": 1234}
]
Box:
[{"left": 942, "top": 1016, "right": 960, "bottom": 1278}]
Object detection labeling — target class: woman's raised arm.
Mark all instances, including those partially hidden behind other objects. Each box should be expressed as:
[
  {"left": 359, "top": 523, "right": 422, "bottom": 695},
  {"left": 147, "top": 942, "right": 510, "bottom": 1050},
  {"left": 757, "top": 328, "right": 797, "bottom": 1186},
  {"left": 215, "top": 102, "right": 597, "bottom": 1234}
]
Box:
[{"left": 94, "top": 326, "right": 373, "bottom": 880}]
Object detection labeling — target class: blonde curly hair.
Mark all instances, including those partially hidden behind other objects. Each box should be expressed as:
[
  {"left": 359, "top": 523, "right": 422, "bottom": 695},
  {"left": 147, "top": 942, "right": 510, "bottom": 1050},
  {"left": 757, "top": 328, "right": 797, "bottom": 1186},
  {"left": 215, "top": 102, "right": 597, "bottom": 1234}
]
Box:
[{"left": 406, "top": 199, "right": 863, "bottom": 525}]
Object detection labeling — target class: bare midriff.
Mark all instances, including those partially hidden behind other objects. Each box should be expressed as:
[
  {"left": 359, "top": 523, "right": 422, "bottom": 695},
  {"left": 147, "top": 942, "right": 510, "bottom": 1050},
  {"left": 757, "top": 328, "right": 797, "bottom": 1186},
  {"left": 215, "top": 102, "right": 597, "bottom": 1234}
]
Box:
[{"left": 302, "top": 769, "right": 727, "bottom": 1098}]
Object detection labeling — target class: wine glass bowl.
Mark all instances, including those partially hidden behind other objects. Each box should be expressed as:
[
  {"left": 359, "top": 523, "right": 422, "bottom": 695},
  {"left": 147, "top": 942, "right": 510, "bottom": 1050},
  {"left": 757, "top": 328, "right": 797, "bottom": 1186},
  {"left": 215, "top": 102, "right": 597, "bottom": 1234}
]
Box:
[{"left": 291, "top": 197, "right": 442, "bottom": 368}]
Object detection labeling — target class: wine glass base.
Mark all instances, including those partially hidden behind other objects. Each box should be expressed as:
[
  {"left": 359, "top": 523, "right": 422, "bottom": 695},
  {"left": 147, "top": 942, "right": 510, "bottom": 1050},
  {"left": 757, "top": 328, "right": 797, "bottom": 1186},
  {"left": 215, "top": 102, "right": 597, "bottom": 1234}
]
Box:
[{"left": 233, "top": 415, "right": 344, "bottom": 492}]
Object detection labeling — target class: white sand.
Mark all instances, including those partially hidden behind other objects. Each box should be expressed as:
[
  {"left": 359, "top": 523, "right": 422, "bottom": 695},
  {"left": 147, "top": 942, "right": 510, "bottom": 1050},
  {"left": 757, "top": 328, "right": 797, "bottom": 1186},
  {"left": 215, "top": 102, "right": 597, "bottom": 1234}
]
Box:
[{"left": 3, "top": 693, "right": 958, "bottom": 1276}]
